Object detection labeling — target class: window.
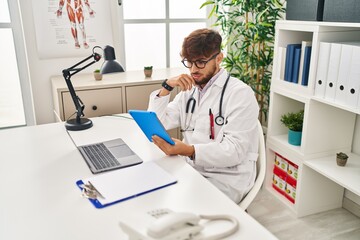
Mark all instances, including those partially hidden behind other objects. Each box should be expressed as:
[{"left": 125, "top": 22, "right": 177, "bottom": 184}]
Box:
[
  {"left": 120, "top": 0, "right": 210, "bottom": 71},
  {"left": 0, "top": 0, "right": 35, "bottom": 128}
]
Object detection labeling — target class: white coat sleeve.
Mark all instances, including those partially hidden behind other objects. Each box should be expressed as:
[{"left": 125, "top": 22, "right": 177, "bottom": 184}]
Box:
[{"left": 147, "top": 89, "right": 182, "bottom": 130}]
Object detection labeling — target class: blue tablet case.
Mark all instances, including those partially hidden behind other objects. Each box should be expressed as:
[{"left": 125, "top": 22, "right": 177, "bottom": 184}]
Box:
[{"left": 129, "top": 110, "right": 175, "bottom": 145}]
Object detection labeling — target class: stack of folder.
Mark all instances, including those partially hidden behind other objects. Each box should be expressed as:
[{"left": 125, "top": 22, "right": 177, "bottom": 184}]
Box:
[{"left": 314, "top": 41, "right": 360, "bottom": 109}]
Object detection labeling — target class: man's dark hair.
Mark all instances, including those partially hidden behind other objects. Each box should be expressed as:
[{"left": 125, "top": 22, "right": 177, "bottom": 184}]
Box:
[{"left": 181, "top": 28, "right": 222, "bottom": 60}]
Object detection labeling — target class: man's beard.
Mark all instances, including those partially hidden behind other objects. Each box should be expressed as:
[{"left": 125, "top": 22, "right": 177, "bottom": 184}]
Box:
[{"left": 193, "top": 68, "right": 217, "bottom": 87}]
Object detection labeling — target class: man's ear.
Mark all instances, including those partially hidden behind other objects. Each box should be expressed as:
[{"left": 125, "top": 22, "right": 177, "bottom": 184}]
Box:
[{"left": 217, "top": 52, "right": 224, "bottom": 64}]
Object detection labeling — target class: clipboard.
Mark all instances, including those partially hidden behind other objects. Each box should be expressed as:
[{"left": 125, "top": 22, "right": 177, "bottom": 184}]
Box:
[
  {"left": 76, "top": 162, "right": 177, "bottom": 209},
  {"left": 129, "top": 110, "right": 175, "bottom": 145}
]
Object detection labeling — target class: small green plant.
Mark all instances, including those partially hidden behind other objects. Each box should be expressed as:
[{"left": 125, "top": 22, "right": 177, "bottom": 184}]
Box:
[
  {"left": 94, "top": 69, "right": 100, "bottom": 73},
  {"left": 336, "top": 152, "right": 348, "bottom": 160},
  {"left": 280, "top": 110, "right": 304, "bottom": 132},
  {"left": 144, "top": 66, "right": 153, "bottom": 70}
]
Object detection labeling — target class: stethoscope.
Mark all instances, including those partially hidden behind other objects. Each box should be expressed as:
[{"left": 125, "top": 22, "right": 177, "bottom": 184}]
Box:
[{"left": 183, "top": 73, "right": 230, "bottom": 131}]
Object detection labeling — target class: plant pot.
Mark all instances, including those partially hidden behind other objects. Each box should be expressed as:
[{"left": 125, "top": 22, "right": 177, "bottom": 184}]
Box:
[
  {"left": 288, "top": 129, "right": 302, "bottom": 146},
  {"left": 144, "top": 69, "right": 152, "bottom": 78},
  {"left": 336, "top": 153, "right": 349, "bottom": 167},
  {"left": 94, "top": 72, "right": 102, "bottom": 81},
  {"left": 336, "top": 157, "right": 348, "bottom": 166}
]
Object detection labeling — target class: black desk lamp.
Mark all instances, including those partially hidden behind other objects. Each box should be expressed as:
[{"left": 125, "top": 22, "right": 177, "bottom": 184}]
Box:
[
  {"left": 62, "top": 45, "right": 124, "bottom": 131},
  {"left": 101, "top": 45, "right": 125, "bottom": 74}
]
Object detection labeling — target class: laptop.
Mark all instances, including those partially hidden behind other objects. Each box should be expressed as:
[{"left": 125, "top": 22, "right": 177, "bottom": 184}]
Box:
[{"left": 77, "top": 138, "right": 143, "bottom": 174}]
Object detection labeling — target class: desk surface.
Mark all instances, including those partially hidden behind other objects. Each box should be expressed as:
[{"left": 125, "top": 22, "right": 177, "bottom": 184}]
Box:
[{"left": 0, "top": 116, "right": 276, "bottom": 240}]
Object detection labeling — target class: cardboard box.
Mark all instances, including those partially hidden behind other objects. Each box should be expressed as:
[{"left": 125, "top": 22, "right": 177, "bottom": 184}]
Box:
[
  {"left": 272, "top": 166, "right": 287, "bottom": 195},
  {"left": 287, "top": 161, "right": 299, "bottom": 180},
  {"left": 286, "top": 0, "right": 324, "bottom": 21},
  {"left": 285, "top": 174, "right": 297, "bottom": 204},
  {"left": 275, "top": 153, "right": 288, "bottom": 172}
]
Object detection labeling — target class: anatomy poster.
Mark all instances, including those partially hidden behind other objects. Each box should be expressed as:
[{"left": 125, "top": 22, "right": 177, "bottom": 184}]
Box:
[{"left": 32, "top": 0, "right": 114, "bottom": 59}]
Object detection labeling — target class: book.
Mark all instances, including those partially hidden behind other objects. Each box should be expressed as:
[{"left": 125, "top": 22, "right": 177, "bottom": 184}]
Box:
[
  {"left": 298, "top": 41, "right": 312, "bottom": 84},
  {"left": 284, "top": 44, "right": 301, "bottom": 82},
  {"left": 291, "top": 47, "right": 301, "bottom": 83},
  {"left": 301, "top": 46, "right": 312, "bottom": 86},
  {"left": 280, "top": 47, "right": 287, "bottom": 80},
  {"left": 276, "top": 47, "right": 287, "bottom": 80}
]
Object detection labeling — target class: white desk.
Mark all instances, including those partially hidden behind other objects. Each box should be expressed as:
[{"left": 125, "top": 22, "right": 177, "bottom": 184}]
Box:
[{"left": 0, "top": 116, "right": 277, "bottom": 240}]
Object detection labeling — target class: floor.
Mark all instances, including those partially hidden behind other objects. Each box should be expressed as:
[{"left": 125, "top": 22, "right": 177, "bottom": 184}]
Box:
[{"left": 247, "top": 189, "right": 360, "bottom": 240}]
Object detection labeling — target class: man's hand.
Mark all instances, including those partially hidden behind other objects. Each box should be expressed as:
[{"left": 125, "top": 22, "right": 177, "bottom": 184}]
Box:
[
  {"left": 152, "top": 135, "right": 195, "bottom": 157},
  {"left": 158, "top": 74, "right": 194, "bottom": 96},
  {"left": 168, "top": 74, "right": 194, "bottom": 91}
]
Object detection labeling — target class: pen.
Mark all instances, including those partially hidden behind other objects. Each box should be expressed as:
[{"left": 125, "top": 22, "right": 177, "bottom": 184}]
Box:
[{"left": 209, "top": 109, "right": 215, "bottom": 140}]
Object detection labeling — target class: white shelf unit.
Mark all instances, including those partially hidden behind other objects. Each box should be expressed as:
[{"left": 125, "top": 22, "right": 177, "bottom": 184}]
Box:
[{"left": 266, "top": 20, "right": 360, "bottom": 217}]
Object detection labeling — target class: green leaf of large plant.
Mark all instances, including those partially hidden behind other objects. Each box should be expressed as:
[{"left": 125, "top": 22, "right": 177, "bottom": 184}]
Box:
[{"left": 201, "top": 0, "right": 285, "bottom": 124}]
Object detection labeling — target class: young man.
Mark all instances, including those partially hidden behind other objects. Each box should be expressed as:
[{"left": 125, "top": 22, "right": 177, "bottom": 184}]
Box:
[{"left": 148, "top": 28, "right": 259, "bottom": 203}]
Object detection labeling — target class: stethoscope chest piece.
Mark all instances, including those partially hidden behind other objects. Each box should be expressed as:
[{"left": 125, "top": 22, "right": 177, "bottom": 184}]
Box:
[{"left": 215, "top": 116, "right": 225, "bottom": 126}]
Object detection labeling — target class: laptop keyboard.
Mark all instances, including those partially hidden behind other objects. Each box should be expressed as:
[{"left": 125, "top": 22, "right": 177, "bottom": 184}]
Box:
[{"left": 81, "top": 143, "right": 121, "bottom": 170}]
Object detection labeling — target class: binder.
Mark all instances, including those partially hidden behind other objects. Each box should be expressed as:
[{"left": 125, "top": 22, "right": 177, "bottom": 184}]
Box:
[
  {"left": 276, "top": 47, "right": 287, "bottom": 80},
  {"left": 76, "top": 161, "right": 177, "bottom": 208},
  {"left": 279, "top": 47, "right": 287, "bottom": 80},
  {"left": 346, "top": 45, "right": 360, "bottom": 108},
  {"left": 298, "top": 41, "right": 312, "bottom": 84},
  {"left": 314, "top": 42, "right": 331, "bottom": 98},
  {"left": 291, "top": 48, "right": 302, "bottom": 83},
  {"left": 284, "top": 44, "right": 301, "bottom": 82},
  {"left": 335, "top": 44, "right": 353, "bottom": 105},
  {"left": 301, "top": 46, "right": 312, "bottom": 86},
  {"left": 324, "top": 43, "right": 342, "bottom": 101}
]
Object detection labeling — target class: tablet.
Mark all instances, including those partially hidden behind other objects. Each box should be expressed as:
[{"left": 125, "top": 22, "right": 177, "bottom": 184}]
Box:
[{"left": 129, "top": 110, "right": 175, "bottom": 145}]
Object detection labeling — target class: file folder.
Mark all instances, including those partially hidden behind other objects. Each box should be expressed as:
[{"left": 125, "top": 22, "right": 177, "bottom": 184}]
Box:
[
  {"left": 346, "top": 46, "right": 360, "bottom": 108},
  {"left": 301, "top": 46, "right": 312, "bottom": 86},
  {"left": 324, "top": 43, "right": 342, "bottom": 101},
  {"left": 335, "top": 44, "right": 353, "bottom": 105},
  {"left": 314, "top": 42, "right": 331, "bottom": 98},
  {"left": 291, "top": 48, "right": 301, "bottom": 83},
  {"left": 276, "top": 47, "right": 287, "bottom": 80},
  {"left": 76, "top": 161, "right": 177, "bottom": 208},
  {"left": 298, "top": 41, "right": 312, "bottom": 85},
  {"left": 284, "top": 44, "right": 301, "bottom": 82}
]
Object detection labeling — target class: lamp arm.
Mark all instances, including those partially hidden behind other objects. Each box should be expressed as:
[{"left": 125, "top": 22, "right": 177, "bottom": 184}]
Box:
[{"left": 62, "top": 52, "right": 101, "bottom": 121}]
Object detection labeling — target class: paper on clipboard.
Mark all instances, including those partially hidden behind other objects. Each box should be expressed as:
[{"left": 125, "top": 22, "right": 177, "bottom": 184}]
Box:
[{"left": 78, "top": 162, "right": 177, "bottom": 207}]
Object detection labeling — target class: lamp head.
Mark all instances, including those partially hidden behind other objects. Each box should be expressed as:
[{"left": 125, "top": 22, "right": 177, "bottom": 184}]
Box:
[{"left": 100, "top": 45, "right": 125, "bottom": 74}]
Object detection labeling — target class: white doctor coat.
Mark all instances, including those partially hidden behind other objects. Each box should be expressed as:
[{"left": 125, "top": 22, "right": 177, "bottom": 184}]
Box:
[{"left": 148, "top": 70, "right": 259, "bottom": 203}]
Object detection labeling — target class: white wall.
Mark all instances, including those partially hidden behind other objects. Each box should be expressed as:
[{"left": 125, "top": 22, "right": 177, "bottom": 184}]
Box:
[
  {"left": 19, "top": 0, "right": 121, "bottom": 124},
  {"left": 345, "top": 116, "right": 360, "bottom": 205}
]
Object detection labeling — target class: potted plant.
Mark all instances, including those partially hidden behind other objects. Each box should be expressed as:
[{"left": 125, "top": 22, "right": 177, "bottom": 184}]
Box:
[
  {"left": 201, "top": 0, "right": 285, "bottom": 125},
  {"left": 280, "top": 110, "right": 304, "bottom": 146},
  {"left": 93, "top": 69, "right": 102, "bottom": 81},
  {"left": 336, "top": 152, "right": 348, "bottom": 166},
  {"left": 144, "top": 66, "right": 153, "bottom": 78}
]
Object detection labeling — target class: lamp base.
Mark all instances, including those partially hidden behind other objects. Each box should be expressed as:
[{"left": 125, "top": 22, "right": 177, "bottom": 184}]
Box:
[{"left": 65, "top": 118, "right": 93, "bottom": 131}]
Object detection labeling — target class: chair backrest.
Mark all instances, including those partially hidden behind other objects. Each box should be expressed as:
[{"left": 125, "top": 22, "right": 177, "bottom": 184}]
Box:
[{"left": 238, "top": 120, "right": 266, "bottom": 210}]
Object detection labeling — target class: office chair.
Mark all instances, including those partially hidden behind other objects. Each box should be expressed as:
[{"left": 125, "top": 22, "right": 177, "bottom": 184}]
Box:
[{"left": 239, "top": 120, "right": 266, "bottom": 210}]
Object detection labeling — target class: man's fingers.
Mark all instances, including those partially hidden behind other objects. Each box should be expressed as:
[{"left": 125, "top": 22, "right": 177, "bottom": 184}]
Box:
[{"left": 152, "top": 135, "right": 176, "bottom": 155}]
